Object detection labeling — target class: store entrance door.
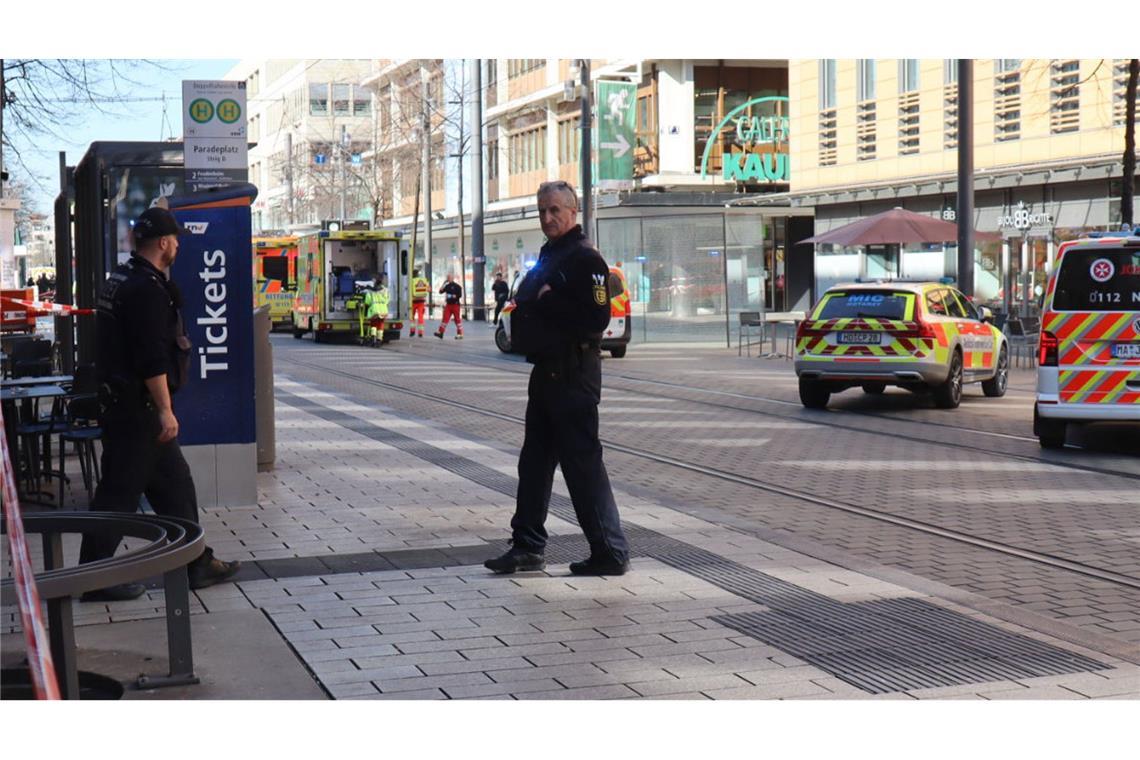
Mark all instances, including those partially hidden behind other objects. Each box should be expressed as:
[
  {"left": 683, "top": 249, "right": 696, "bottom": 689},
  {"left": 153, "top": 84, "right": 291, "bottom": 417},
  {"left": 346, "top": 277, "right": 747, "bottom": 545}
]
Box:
[{"left": 1004, "top": 236, "right": 1050, "bottom": 318}]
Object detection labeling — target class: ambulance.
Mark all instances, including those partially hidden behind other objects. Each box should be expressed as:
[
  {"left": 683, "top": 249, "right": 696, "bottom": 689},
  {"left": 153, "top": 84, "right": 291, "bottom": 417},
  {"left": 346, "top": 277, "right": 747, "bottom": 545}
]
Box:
[
  {"left": 1034, "top": 230, "right": 1140, "bottom": 448},
  {"left": 795, "top": 281, "right": 1009, "bottom": 409},
  {"left": 291, "top": 229, "right": 406, "bottom": 344},
  {"left": 252, "top": 235, "right": 299, "bottom": 331},
  {"left": 494, "top": 265, "right": 632, "bottom": 358}
]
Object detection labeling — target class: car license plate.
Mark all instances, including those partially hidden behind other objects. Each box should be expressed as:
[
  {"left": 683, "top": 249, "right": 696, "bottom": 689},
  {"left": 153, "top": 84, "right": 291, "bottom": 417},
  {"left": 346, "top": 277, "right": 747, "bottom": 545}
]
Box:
[
  {"left": 1112, "top": 343, "right": 1140, "bottom": 359},
  {"left": 837, "top": 332, "right": 881, "bottom": 345}
]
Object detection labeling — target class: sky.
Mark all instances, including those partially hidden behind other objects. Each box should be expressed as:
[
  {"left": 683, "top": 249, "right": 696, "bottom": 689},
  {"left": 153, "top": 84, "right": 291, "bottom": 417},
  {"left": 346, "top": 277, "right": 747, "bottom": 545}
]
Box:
[{"left": 10, "top": 59, "right": 238, "bottom": 216}]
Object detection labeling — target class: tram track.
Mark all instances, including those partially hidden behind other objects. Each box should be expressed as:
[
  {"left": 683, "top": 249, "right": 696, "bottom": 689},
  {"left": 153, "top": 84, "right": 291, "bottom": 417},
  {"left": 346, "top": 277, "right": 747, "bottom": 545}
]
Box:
[
  {"left": 290, "top": 342, "right": 1139, "bottom": 483},
  {"left": 283, "top": 351, "right": 1140, "bottom": 592}
]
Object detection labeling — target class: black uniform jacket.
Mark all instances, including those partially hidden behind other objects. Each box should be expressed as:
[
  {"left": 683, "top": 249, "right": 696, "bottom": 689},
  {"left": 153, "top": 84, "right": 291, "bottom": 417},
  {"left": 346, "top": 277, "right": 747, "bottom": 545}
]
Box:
[
  {"left": 512, "top": 225, "right": 610, "bottom": 362},
  {"left": 96, "top": 254, "right": 190, "bottom": 401},
  {"left": 440, "top": 281, "right": 463, "bottom": 304}
]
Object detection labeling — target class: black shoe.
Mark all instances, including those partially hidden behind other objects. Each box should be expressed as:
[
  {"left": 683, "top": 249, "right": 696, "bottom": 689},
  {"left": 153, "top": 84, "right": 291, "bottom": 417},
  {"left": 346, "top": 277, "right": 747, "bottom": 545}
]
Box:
[
  {"left": 80, "top": 582, "right": 147, "bottom": 602},
  {"left": 189, "top": 557, "right": 241, "bottom": 589},
  {"left": 483, "top": 547, "right": 545, "bottom": 574},
  {"left": 569, "top": 555, "right": 630, "bottom": 576}
]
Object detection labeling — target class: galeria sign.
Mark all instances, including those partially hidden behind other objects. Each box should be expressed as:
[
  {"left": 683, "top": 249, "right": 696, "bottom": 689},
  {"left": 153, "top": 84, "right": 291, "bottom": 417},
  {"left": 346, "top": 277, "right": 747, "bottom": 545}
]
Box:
[{"left": 699, "top": 96, "right": 790, "bottom": 183}]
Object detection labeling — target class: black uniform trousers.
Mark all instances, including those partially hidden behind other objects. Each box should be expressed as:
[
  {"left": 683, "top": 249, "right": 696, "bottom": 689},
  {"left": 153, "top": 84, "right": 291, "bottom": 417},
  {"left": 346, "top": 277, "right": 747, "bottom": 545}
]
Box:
[
  {"left": 78, "top": 400, "right": 202, "bottom": 565},
  {"left": 510, "top": 347, "right": 629, "bottom": 562}
]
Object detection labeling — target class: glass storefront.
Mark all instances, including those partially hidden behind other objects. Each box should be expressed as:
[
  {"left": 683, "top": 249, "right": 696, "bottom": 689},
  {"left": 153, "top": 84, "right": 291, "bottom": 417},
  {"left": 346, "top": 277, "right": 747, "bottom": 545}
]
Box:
[{"left": 598, "top": 212, "right": 803, "bottom": 344}]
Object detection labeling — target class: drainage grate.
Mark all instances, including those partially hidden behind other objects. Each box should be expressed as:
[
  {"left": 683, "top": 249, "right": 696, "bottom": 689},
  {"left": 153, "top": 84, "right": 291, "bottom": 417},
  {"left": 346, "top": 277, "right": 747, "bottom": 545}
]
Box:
[{"left": 276, "top": 389, "right": 1112, "bottom": 693}]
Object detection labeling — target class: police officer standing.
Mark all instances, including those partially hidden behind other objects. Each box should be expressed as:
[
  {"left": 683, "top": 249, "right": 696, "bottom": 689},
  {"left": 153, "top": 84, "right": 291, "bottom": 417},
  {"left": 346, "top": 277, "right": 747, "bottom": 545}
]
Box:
[
  {"left": 78, "top": 206, "right": 240, "bottom": 602},
  {"left": 484, "top": 181, "right": 629, "bottom": 576},
  {"left": 491, "top": 271, "right": 509, "bottom": 326}
]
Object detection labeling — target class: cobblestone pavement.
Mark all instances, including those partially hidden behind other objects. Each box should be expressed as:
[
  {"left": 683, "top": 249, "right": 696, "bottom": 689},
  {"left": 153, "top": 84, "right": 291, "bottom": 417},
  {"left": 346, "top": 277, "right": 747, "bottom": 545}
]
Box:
[
  {"left": 274, "top": 335, "right": 1140, "bottom": 645},
  {"left": 4, "top": 334, "right": 1137, "bottom": 701}
]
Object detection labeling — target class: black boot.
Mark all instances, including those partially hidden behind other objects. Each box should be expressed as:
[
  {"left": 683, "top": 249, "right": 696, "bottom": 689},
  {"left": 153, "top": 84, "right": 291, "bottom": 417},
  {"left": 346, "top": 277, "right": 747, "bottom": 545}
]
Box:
[{"left": 483, "top": 546, "right": 545, "bottom": 574}]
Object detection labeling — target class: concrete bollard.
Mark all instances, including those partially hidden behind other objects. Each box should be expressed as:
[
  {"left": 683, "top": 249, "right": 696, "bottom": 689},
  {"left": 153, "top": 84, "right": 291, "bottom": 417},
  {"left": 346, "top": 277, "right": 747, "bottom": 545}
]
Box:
[{"left": 253, "top": 306, "right": 275, "bottom": 471}]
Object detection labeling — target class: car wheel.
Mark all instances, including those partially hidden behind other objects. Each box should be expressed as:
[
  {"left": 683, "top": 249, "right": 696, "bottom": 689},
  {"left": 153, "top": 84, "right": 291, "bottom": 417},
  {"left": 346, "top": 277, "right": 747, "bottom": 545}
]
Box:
[
  {"left": 609, "top": 346, "right": 627, "bottom": 358},
  {"left": 292, "top": 326, "right": 305, "bottom": 339},
  {"left": 933, "top": 350, "right": 963, "bottom": 409},
  {"left": 494, "top": 324, "right": 512, "bottom": 353},
  {"left": 861, "top": 382, "right": 886, "bottom": 395},
  {"left": 1035, "top": 407, "right": 1067, "bottom": 449},
  {"left": 982, "top": 346, "right": 1009, "bottom": 397},
  {"left": 799, "top": 378, "right": 830, "bottom": 410}
]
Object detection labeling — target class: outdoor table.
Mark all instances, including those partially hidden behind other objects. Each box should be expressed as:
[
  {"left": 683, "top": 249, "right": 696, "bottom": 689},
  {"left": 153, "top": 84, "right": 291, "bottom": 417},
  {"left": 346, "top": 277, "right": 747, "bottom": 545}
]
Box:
[
  {"left": 2, "top": 374, "right": 74, "bottom": 389},
  {"left": 2, "top": 384, "right": 69, "bottom": 501}
]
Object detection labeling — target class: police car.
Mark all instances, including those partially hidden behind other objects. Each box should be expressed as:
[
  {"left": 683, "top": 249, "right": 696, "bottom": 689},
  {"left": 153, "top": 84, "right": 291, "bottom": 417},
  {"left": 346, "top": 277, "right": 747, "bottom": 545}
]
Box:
[
  {"left": 1033, "top": 231, "right": 1140, "bottom": 448},
  {"left": 495, "top": 265, "right": 632, "bottom": 358},
  {"left": 794, "top": 282, "right": 1009, "bottom": 409}
]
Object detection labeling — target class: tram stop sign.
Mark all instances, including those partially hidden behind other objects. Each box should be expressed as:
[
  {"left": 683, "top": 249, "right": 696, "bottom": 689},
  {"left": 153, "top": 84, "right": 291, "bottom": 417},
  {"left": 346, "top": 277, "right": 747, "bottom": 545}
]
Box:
[{"left": 596, "top": 81, "right": 636, "bottom": 188}]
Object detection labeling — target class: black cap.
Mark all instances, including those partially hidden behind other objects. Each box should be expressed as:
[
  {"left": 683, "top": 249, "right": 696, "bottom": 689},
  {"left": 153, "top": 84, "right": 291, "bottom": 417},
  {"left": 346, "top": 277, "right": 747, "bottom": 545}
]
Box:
[{"left": 133, "top": 206, "right": 187, "bottom": 241}]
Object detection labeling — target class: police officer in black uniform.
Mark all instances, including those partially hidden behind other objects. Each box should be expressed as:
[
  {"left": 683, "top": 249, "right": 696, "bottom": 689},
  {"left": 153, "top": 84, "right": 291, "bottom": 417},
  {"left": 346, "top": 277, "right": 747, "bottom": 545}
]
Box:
[
  {"left": 484, "top": 181, "right": 630, "bottom": 576},
  {"left": 78, "top": 206, "right": 240, "bottom": 602}
]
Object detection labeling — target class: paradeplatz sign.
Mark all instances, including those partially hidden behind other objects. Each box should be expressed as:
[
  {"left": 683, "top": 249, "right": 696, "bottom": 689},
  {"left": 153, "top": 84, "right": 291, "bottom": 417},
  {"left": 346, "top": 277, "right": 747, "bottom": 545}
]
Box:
[
  {"left": 699, "top": 96, "right": 790, "bottom": 184},
  {"left": 183, "top": 80, "right": 248, "bottom": 193}
]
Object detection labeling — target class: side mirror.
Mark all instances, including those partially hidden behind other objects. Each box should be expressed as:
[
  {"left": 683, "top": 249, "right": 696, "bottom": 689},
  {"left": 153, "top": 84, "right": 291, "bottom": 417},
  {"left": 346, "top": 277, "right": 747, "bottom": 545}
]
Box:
[{"left": 978, "top": 306, "right": 993, "bottom": 323}]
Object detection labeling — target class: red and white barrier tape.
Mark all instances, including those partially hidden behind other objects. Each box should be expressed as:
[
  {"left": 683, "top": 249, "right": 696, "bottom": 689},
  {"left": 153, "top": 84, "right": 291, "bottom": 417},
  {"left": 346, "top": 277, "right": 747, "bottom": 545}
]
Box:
[
  {"left": 0, "top": 404, "right": 60, "bottom": 699},
  {"left": 0, "top": 296, "right": 93, "bottom": 317}
]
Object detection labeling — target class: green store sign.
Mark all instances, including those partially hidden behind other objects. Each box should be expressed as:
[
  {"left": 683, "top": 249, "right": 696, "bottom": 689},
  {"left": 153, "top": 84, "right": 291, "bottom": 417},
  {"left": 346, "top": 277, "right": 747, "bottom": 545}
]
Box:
[{"left": 699, "top": 96, "right": 790, "bottom": 184}]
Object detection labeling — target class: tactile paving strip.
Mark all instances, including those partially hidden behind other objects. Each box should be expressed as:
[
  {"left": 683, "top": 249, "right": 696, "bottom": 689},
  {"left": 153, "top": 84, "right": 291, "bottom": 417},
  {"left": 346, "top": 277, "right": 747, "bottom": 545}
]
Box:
[{"left": 277, "top": 389, "right": 1112, "bottom": 693}]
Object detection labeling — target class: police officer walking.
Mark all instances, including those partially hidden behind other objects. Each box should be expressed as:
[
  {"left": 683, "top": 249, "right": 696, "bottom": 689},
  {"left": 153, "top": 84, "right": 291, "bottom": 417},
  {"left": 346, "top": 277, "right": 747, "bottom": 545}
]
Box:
[
  {"left": 78, "top": 206, "right": 240, "bottom": 602},
  {"left": 484, "top": 181, "right": 630, "bottom": 576}
]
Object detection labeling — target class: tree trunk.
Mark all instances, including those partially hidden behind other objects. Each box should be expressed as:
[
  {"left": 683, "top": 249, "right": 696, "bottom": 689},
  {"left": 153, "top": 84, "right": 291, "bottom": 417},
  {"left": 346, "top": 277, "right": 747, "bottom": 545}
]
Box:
[{"left": 1124, "top": 59, "right": 1138, "bottom": 227}]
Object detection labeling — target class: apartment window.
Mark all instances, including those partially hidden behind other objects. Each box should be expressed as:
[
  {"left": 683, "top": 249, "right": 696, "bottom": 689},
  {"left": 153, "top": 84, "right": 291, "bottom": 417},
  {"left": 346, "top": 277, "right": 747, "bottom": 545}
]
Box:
[
  {"left": 507, "top": 59, "right": 546, "bottom": 79},
  {"left": 309, "top": 83, "right": 328, "bottom": 115},
  {"left": 944, "top": 60, "right": 959, "bottom": 150},
  {"left": 1049, "top": 60, "right": 1080, "bottom": 134},
  {"left": 1114, "top": 59, "right": 1140, "bottom": 127},
  {"left": 557, "top": 118, "right": 580, "bottom": 165},
  {"left": 994, "top": 59, "right": 1021, "bottom": 142},
  {"left": 353, "top": 86, "right": 371, "bottom": 117},
  {"left": 333, "top": 84, "right": 351, "bottom": 115},
  {"left": 509, "top": 125, "right": 547, "bottom": 174},
  {"left": 856, "top": 59, "right": 876, "bottom": 102},
  {"left": 899, "top": 59, "right": 920, "bottom": 93},
  {"left": 819, "top": 59, "right": 837, "bottom": 109},
  {"left": 818, "top": 109, "right": 838, "bottom": 167},
  {"left": 249, "top": 114, "right": 260, "bottom": 144},
  {"left": 399, "top": 159, "right": 417, "bottom": 198},
  {"left": 486, "top": 59, "right": 498, "bottom": 87},
  {"left": 487, "top": 125, "right": 499, "bottom": 181},
  {"left": 247, "top": 69, "right": 260, "bottom": 98},
  {"left": 379, "top": 85, "right": 391, "bottom": 133},
  {"left": 431, "top": 153, "right": 444, "bottom": 190}
]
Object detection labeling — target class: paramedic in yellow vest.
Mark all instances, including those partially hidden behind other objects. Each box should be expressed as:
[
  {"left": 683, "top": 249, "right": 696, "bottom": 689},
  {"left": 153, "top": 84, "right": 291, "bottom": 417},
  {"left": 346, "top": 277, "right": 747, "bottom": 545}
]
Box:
[
  {"left": 364, "top": 277, "right": 389, "bottom": 345},
  {"left": 409, "top": 268, "right": 430, "bottom": 337}
]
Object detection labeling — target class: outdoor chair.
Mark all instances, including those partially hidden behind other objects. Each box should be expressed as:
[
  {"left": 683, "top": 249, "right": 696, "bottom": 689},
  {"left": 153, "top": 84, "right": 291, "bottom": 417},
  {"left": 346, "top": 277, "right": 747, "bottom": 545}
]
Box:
[
  {"left": 10, "top": 338, "right": 53, "bottom": 378},
  {"left": 738, "top": 311, "right": 764, "bottom": 357}
]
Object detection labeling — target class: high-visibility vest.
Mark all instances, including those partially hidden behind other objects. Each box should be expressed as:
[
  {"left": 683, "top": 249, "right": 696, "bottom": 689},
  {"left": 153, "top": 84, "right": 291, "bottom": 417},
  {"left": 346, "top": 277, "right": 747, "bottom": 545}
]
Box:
[{"left": 411, "top": 277, "right": 430, "bottom": 301}]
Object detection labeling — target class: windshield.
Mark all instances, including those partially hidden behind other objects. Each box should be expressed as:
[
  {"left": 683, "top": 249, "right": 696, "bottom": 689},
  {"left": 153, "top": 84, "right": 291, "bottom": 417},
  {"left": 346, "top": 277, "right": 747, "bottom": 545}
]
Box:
[
  {"left": 816, "top": 291, "right": 913, "bottom": 320},
  {"left": 1052, "top": 248, "right": 1140, "bottom": 312}
]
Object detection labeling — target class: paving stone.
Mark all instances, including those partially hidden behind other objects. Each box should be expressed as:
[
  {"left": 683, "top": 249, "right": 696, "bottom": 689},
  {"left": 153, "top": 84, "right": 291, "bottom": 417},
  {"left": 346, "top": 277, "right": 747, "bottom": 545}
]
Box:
[
  {"left": 514, "top": 684, "right": 641, "bottom": 700},
  {"left": 701, "top": 680, "right": 832, "bottom": 700}
]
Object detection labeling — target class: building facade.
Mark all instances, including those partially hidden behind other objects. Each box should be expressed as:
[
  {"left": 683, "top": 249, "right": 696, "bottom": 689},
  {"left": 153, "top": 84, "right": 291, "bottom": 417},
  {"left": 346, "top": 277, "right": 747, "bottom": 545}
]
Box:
[
  {"left": 786, "top": 58, "right": 1140, "bottom": 317},
  {"left": 225, "top": 59, "right": 376, "bottom": 234},
  {"left": 377, "top": 58, "right": 812, "bottom": 343}
]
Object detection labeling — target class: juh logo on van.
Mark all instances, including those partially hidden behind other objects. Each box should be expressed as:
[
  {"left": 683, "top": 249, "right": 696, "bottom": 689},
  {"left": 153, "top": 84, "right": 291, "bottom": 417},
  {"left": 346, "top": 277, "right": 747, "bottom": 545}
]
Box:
[{"left": 1090, "top": 258, "right": 1114, "bottom": 283}]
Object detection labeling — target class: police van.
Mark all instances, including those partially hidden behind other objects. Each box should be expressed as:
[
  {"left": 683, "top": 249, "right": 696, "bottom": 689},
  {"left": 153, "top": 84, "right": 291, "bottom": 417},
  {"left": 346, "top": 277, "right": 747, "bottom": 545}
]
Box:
[
  {"left": 1033, "top": 230, "right": 1140, "bottom": 448},
  {"left": 494, "top": 265, "right": 632, "bottom": 358},
  {"left": 795, "top": 281, "right": 1009, "bottom": 409}
]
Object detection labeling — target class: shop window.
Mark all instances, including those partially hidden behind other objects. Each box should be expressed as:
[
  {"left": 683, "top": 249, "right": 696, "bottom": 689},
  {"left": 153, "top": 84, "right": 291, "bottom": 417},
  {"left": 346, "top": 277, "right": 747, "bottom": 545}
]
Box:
[{"left": 994, "top": 59, "right": 1021, "bottom": 142}]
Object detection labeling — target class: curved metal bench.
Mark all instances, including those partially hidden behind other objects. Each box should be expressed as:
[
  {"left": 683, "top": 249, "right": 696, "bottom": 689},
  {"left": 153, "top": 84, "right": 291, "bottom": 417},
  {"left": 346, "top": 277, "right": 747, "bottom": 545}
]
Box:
[{"left": 2, "top": 512, "right": 205, "bottom": 699}]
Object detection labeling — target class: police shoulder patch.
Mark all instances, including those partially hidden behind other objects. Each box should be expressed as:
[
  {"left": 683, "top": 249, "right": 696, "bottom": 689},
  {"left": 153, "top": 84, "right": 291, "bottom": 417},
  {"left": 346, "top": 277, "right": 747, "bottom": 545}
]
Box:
[{"left": 593, "top": 285, "right": 607, "bottom": 305}]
